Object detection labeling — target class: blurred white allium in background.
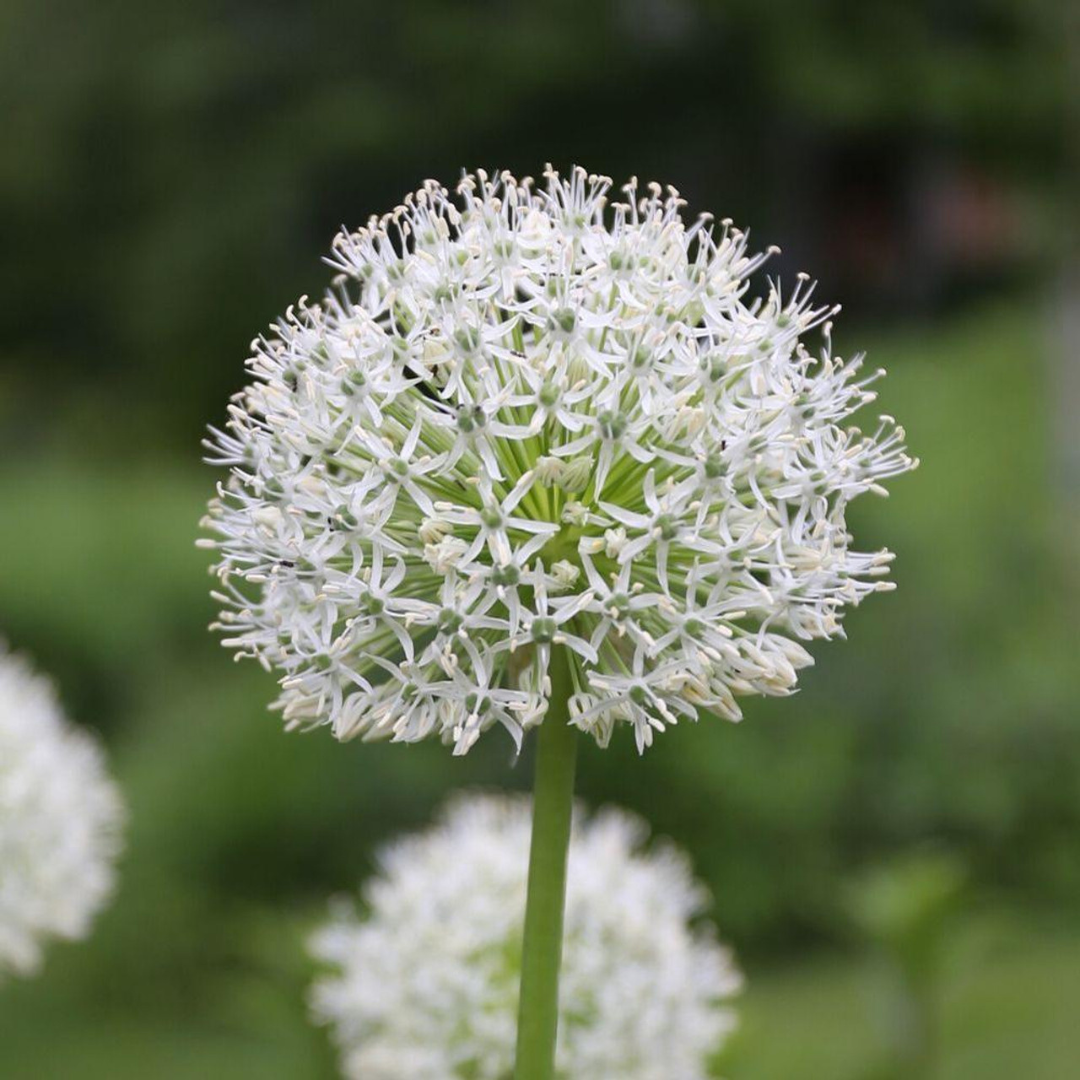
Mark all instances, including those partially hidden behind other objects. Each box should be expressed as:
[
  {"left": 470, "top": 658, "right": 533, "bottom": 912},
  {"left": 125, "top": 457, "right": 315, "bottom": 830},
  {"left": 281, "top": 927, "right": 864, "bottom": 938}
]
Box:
[
  {"left": 202, "top": 166, "right": 915, "bottom": 753},
  {"left": 0, "top": 645, "right": 125, "bottom": 979},
  {"left": 310, "top": 795, "right": 741, "bottom": 1080}
]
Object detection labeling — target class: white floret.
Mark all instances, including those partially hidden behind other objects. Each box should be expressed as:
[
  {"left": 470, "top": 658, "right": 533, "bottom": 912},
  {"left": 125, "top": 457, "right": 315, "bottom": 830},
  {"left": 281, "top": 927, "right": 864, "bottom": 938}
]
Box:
[
  {"left": 204, "top": 166, "right": 916, "bottom": 752},
  {"left": 310, "top": 795, "right": 742, "bottom": 1080},
  {"left": 0, "top": 645, "right": 125, "bottom": 979}
]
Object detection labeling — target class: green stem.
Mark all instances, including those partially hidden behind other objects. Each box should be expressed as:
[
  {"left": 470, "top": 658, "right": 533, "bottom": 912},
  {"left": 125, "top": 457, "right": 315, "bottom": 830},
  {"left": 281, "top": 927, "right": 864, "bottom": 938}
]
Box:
[{"left": 514, "top": 646, "right": 578, "bottom": 1080}]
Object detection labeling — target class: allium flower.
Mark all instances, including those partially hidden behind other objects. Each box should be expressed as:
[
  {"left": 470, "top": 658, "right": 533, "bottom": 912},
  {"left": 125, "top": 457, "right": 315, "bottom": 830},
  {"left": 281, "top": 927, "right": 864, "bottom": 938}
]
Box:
[
  {"left": 0, "top": 645, "right": 125, "bottom": 979},
  {"left": 203, "top": 166, "right": 915, "bottom": 753},
  {"left": 310, "top": 795, "right": 741, "bottom": 1080}
]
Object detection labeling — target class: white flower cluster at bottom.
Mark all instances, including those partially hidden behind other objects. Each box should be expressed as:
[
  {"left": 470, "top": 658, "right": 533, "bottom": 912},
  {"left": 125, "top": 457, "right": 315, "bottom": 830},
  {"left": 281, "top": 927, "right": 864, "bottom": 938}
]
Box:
[{"left": 310, "top": 795, "right": 741, "bottom": 1080}]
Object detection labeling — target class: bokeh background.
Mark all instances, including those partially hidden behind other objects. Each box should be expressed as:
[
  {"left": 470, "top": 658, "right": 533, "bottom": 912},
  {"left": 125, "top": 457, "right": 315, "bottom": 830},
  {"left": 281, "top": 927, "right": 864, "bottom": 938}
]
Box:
[{"left": 1, "top": 2, "right": 1077, "bottom": 1076}]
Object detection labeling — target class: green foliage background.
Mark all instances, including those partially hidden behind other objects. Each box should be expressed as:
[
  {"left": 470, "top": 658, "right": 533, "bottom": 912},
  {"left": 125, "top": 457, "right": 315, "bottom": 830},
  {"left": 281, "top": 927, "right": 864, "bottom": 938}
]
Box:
[{"left": 1, "top": 1, "right": 1076, "bottom": 1076}]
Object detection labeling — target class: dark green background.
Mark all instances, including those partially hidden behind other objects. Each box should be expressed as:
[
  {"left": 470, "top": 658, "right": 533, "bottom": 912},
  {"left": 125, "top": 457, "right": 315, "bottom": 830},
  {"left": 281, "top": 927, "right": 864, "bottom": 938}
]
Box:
[{"left": 1, "top": 2, "right": 1076, "bottom": 1076}]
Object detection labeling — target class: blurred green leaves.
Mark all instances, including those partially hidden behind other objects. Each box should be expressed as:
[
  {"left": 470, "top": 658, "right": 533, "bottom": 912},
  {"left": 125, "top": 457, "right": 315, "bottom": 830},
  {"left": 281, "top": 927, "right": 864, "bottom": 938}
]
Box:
[
  {"left": 0, "top": 0, "right": 1067, "bottom": 452},
  {"left": 847, "top": 850, "right": 967, "bottom": 1077}
]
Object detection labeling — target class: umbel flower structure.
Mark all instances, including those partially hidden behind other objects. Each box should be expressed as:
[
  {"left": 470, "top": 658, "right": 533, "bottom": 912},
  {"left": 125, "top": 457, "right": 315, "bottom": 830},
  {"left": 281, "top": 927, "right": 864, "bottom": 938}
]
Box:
[
  {"left": 202, "top": 166, "right": 915, "bottom": 755},
  {"left": 310, "top": 795, "right": 742, "bottom": 1080},
  {"left": 0, "top": 644, "right": 125, "bottom": 979}
]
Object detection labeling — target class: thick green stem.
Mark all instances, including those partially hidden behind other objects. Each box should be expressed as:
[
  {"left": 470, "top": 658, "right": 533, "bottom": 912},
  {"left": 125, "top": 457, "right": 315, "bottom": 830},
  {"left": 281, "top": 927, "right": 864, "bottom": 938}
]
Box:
[{"left": 514, "top": 646, "right": 578, "bottom": 1080}]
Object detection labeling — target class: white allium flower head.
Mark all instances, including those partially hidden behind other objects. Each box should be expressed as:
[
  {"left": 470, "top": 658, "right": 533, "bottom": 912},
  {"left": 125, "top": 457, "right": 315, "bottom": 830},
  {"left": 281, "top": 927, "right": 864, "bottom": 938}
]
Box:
[
  {"left": 203, "top": 166, "right": 916, "bottom": 753},
  {"left": 309, "top": 795, "right": 742, "bottom": 1080},
  {"left": 0, "top": 644, "right": 125, "bottom": 979}
]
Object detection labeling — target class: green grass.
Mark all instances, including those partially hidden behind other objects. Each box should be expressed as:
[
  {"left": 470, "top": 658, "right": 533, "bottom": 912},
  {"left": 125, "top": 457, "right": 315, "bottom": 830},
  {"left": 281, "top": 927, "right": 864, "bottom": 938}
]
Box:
[
  {"left": 730, "top": 917, "right": 1080, "bottom": 1079},
  {"left": 2, "top": 915, "right": 1078, "bottom": 1078}
]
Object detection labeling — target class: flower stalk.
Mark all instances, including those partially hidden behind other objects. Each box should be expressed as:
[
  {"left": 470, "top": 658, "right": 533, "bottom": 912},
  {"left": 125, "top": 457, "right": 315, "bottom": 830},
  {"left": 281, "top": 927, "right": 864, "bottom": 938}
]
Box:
[{"left": 515, "top": 645, "right": 577, "bottom": 1080}]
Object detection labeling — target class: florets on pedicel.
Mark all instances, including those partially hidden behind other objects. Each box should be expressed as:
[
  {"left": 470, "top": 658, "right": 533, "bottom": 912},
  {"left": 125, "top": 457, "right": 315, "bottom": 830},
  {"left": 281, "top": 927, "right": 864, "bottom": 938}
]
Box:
[
  {"left": 0, "top": 644, "right": 125, "bottom": 980},
  {"left": 309, "top": 795, "right": 742, "bottom": 1080},
  {"left": 201, "top": 166, "right": 916, "bottom": 754}
]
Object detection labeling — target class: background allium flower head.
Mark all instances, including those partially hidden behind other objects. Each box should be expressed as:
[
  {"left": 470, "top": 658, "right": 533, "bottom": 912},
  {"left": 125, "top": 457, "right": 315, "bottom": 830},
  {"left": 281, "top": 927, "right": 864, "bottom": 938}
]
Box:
[
  {"left": 0, "top": 644, "right": 125, "bottom": 979},
  {"left": 203, "top": 166, "right": 916, "bottom": 753},
  {"left": 310, "top": 795, "right": 741, "bottom": 1080}
]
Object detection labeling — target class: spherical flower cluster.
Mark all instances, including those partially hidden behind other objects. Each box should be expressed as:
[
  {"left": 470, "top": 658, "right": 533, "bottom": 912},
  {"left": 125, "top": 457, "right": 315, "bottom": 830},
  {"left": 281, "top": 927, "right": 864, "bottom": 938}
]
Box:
[
  {"left": 203, "top": 166, "right": 915, "bottom": 753},
  {"left": 309, "top": 795, "right": 741, "bottom": 1080},
  {"left": 0, "top": 645, "right": 125, "bottom": 979}
]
